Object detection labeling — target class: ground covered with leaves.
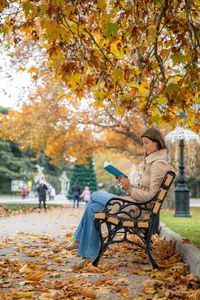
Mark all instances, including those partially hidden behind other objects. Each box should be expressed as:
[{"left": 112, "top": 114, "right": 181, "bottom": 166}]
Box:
[{"left": 0, "top": 207, "right": 199, "bottom": 299}]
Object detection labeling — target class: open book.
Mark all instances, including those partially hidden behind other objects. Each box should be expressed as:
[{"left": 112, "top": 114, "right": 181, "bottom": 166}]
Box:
[{"left": 104, "top": 161, "right": 128, "bottom": 178}]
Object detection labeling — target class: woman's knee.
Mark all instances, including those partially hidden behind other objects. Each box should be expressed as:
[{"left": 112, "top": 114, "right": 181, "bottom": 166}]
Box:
[
  {"left": 91, "top": 191, "right": 107, "bottom": 201},
  {"left": 91, "top": 191, "right": 114, "bottom": 206},
  {"left": 91, "top": 191, "right": 99, "bottom": 200},
  {"left": 86, "top": 198, "right": 104, "bottom": 213}
]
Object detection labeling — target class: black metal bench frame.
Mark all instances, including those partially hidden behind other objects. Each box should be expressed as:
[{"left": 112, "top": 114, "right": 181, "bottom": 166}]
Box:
[{"left": 92, "top": 170, "right": 176, "bottom": 269}]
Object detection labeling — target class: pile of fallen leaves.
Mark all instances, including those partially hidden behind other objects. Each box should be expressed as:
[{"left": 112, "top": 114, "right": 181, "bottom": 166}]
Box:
[
  {"left": 0, "top": 205, "right": 38, "bottom": 217},
  {"left": 0, "top": 205, "right": 63, "bottom": 217},
  {"left": 0, "top": 207, "right": 199, "bottom": 299},
  {"left": 142, "top": 236, "right": 200, "bottom": 299}
]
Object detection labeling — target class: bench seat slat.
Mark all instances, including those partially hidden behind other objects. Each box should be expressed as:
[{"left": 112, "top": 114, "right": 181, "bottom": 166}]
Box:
[
  {"left": 138, "top": 221, "right": 149, "bottom": 228},
  {"left": 123, "top": 220, "right": 149, "bottom": 228},
  {"left": 123, "top": 220, "right": 135, "bottom": 227},
  {"left": 107, "top": 216, "right": 119, "bottom": 225},
  {"left": 94, "top": 212, "right": 106, "bottom": 220}
]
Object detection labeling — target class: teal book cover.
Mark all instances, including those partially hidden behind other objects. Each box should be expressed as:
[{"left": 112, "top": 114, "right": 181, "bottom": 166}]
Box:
[{"left": 104, "top": 162, "right": 128, "bottom": 179}]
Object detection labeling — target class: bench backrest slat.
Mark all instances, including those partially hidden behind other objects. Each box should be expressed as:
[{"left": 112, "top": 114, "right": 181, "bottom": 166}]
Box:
[
  {"left": 163, "top": 174, "right": 174, "bottom": 187},
  {"left": 151, "top": 171, "right": 176, "bottom": 215},
  {"left": 157, "top": 189, "right": 167, "bottom": 201}
]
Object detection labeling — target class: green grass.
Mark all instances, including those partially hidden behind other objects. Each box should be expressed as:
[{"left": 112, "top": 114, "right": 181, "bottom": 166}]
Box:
[
  {"left": 161, "top": 207, "right": 200, "bottom": 249},
  {"left": 0, "top": 203, "right": 62, "bottom": 212}
]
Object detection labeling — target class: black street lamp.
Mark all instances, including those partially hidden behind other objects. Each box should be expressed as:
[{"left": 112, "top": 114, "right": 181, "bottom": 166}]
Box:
[
  {"left": 166, "top": 127, "right": 200, "bottom": 217},
  {"left": 174, "top": 138, "right": 191, "bottom": 217}
]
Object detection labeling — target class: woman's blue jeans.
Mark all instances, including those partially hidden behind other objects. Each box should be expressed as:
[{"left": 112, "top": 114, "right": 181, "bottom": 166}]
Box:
[{"left": 74, "top": 191, "right": 116, "bottom": 259}]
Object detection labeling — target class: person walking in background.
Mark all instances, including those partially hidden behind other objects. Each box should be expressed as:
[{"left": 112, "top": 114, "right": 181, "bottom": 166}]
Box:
[
  {"left": 49, "top": 186, "right": 56, "bottom": 200},
  {"left": 72, "top": 181, "right": 81, "bottom": 208},
  {"left": 21, "top": 187, "right": 27, "bottom": 199},
  {"left": 80, "top": 186, "right": 91, "bottom": 205},
  {"left": 37, "top": 180, "right": 48, "bottom": 210}
]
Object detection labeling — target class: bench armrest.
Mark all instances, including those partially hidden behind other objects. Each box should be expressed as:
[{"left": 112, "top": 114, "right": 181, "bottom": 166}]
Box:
[{"left": 102, "top": 197, "right": 153, "bottom": 220}]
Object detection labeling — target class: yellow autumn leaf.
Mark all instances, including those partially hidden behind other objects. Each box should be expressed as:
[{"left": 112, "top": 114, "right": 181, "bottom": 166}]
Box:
[
  {"left": 28, "top": 66, "right": 39, "bottom": 74},
  {"left": 17, "top": 66, "right": 26, "bottom": 72},
  {"left": 19, "top": 263, "right": 32, "bottom": 273},
  {"left": 12, "top": 291, "right": 32, "bottom": 298},
  {"left": 147, "top": 27, "right": 157, "bottom": 46},
  {"left": 97, "top": 0, "right": 107, "bottom": 11},
  {"left": 129, "top": 268, "right": 147, "bottom": 275},
  {"left": 94, "top": 90, "right": 105, "bottom": 100},
  {"left": 93, "top": 101, "right": 105, "bottom": 109},
  {"left": 24, "top": 271, "right": 46, "bottom": 280},
  {"left": 38, "top": 290, "right": 58, "bottom": 298},
  {"left": 68, "top": 73, "right": 82, "bottom": 90},
  {"left": 24, "top": 251, "right": 41, "bottom": 257},
  {"left": 112, "top": 69, "right": 124, "bottom": 83},
  {"left": 18, "top": 281, "right": 31, "bottom": 286},
  {"left": 62, "top": 4, "right": 75, "bottom": 18}
]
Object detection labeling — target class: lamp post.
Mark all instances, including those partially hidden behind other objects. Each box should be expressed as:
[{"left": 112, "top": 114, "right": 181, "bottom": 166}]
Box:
[
  {"left": 174, "top": 137, "right": 190, "bottom": 217},
  {"left": 166, "top": 127, "right": 200, "bottom": 217}
]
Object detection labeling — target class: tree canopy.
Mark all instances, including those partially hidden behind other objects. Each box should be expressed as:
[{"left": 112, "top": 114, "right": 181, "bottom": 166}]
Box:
[
  {"left": 1, "top": 0, "right": 200, "bottom": 124},
  {"left": 0, "top": 0, "right": 199, "bottom": 164}
]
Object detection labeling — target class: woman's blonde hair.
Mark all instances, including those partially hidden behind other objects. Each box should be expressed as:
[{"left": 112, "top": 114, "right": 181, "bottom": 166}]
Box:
[{"left": 141, "top": 127, "right": 167, "bottom": 150}]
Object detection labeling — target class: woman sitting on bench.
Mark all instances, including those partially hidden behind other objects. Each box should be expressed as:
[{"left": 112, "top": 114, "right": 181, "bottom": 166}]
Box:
[{"left": 66, "top": 127, "right": 169, "bottom": 268}]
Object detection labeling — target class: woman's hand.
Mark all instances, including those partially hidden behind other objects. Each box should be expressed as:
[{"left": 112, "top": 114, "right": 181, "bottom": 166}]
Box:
[{"left": 117, "top": 176, "right": 131, "bottom": 192}]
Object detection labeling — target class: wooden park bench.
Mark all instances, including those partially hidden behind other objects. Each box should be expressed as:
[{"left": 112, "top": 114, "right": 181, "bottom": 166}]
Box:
[{"left": 92, "top": 170, "right": 176, "bottom": 269}]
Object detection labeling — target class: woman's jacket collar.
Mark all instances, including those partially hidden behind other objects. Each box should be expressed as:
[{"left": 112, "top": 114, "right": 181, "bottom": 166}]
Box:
[{"left": 145, "top": 149, "right": 168, "bottom": 164}]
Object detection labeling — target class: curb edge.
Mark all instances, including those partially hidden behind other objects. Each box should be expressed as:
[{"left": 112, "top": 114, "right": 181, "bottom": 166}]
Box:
[{"left": 160, "top": 223, "right": 200, "bottom": 280}]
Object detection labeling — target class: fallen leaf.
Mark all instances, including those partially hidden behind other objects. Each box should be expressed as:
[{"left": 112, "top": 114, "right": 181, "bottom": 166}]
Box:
[
  {"left": 143, "top": 279, "right": 163, "bottom": 294},
  {"left": 86, "top": 263, "right": 100, "bottom": 273},
  {"left": 114, "top": 277, "right": 129, "bottom": 285},
  {"left": 81, "top": 287, "right": 97, "bottom": 298},
  {"left": 12, "top": 291, "right": 33, "bottom": 298},
  {"left": 129, "top": 268, "right": 147, "bottom": 275},
  {"left": 65, "top": 232, "right": 73, "bottom": 237},
  {"left": 24, "top": 272, "right": 46, "bottom": 280},
  {"left": 182, "top": 238, "right": 192, "bottom": 244}
]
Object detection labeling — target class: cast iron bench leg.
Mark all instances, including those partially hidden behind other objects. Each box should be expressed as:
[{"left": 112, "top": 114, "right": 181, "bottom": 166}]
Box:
[
  {"left": 93, "top": 219, "right": 112, "bottom": 266},
  {"left": 145, "top": 235, "right": 159, "bottom": 269}
]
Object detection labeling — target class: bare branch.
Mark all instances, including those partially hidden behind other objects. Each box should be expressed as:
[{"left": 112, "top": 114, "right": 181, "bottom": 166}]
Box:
[{"left": 154, "top": 0, "right": 169, "bottom": 79}]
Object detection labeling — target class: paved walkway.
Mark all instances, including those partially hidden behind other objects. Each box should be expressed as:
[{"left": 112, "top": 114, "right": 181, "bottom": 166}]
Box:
[{"left": 0, "top": 206, "right": 80, "bottom": 236}]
